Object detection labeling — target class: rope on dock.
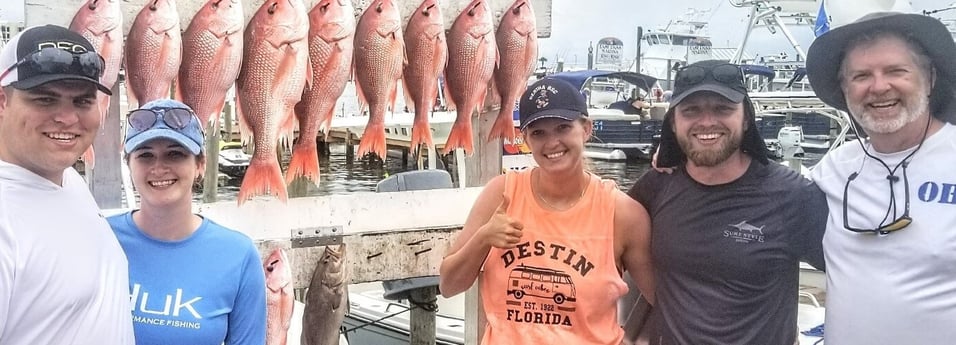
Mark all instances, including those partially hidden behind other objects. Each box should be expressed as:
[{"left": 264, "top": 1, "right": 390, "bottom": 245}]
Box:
[{"left": 339, "top": 297, "right": 440, "bottom": 334}]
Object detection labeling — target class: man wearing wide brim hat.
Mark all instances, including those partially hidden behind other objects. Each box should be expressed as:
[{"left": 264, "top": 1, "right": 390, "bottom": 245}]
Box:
[{"left": 806, "top": 11, "right": 956, "bottom": 345}]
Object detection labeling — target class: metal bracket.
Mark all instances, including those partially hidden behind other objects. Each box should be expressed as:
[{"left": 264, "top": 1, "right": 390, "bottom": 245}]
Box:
[{"left": 290, "top": 226, "right": 345, "bottom": 248}]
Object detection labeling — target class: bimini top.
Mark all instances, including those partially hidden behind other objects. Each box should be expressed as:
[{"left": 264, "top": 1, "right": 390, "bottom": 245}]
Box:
[{"left": 547, "top": 70, "right": 658, "bottom": 93}]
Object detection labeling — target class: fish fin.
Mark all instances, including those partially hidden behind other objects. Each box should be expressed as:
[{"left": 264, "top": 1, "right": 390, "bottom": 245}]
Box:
[
  {"left": 388, "top": 79, "right": 399, "bottom": 115},
  {"left": 489, "top": 76, "right": 501, "bottom": 110},
  {"left": 354, "top": 78, "right": 368, "bottom": 115},
  {"left": 125, "top": 71, "right": 140, "bottom": 109},
  {"left": 402, "top": 78, "right": 414, "bottom": 113},
  {"left": 285, "top": 140, "right": 320, "bottom": 186},
  {"left": 305, "top": 54, "right": 314, "bottom": 91},
  {"left": 279, "top": 107, "right": 297, "bottom": 153},
  {"left": 173, "top": 77, "right": 183, "bottom": 103},
  {"left": 411, "top": 106, "right": 434, "bottom": 151},
  {"left": 319, "top": 106, "right": 335, "bottom": 135},
  {"left": 488, "top": 107, "right": 517, "bottom": 143},
  {"left": 477, "top": 84, "right": 490, "bottom": 116},
  {"left": 81, "top": 146, "right": 96, "bottom": 170},
  {"left": 443, "top": 111, "right": 473, "bottom": 155},
  {"left": 206, "top": 97, "right": 227, "bottom": 132},
  {"left": 442, "top": 76, "right": 456, "bottom": 111},
  {"left": 357, "top": 117, "right": 386, "bottom": 159},
  {"left": 237, "top": 156, "right": 288, "bottom": 205},
  {"left": 236, "top": 99, "right": 254, "bottom": 146}
]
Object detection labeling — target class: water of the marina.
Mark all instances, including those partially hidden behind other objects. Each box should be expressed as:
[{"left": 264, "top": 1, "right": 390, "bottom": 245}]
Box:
[
  {"left": 199, "top": 144, "right": 824, "bottom": 203},
  {"left": 199, "top": 144, "right": 653, "bottom": 203}
]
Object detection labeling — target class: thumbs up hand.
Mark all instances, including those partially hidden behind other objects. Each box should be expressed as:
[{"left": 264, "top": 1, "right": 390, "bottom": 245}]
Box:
[{"left": 481, "top": 196, "right": 525, "bottom": 249}]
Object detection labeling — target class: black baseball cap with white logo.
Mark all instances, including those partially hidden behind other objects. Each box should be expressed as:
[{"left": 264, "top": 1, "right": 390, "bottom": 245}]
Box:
[
  {"left": 518, "top": 77, "right": 588, "bottom": 131},
  {"left": 0, "top": 25, "right": 111, "bottom": 94}
]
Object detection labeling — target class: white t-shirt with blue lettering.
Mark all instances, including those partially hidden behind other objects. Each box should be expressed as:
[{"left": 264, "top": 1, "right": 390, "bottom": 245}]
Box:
[
  {"left": 108, "top": 212, "right": 267, "bottom": 345},
  {"left": 811, "top": 123, "right": 956, "bottom": 344}
]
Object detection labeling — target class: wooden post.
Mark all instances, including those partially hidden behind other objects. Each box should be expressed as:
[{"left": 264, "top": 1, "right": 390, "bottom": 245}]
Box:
[
  {"left": 409, "top": 286, "right": 439, "bottom": 345},
  {"left": 464, "top": 108, "right": 502, "bottom": 188},
  {"left": 223, "top": 100, "right": 234, "bottom": 143},
  {"left": 345, "top": 129, "right": 354, "bottom": 162},
  {"left": 89, "top": 82, "right": 124, "bottom": 208},
  {"left": 461, "top": 100, "right": 502, "bottom": 344},
  {"left": 202, "top": 118, "right": 221, "bottom": 203}
]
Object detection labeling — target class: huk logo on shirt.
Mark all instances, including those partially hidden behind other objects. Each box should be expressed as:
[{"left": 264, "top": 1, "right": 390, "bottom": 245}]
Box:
[
  {"left": 724, "top": 220, "right": 766, "bottom": 243},
  {"left": 130, "top": 284, "right": 204, "bottom": 329},
  {"left": 498, "top": 240, "right": 593, "bottom": 327}
]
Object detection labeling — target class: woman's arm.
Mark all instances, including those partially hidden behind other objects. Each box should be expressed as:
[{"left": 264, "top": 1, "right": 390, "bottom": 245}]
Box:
[
  {"left": 439, "top": 176, "right": 524, "bottom": 298},
  {"left": 615, "top": 191, "right": 656, "bottom": 305}
]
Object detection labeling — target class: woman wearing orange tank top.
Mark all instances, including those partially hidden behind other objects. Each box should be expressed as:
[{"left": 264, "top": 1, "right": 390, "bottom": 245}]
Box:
[{"left": 439, "top": 78, "right": 656, "bottom": 344}]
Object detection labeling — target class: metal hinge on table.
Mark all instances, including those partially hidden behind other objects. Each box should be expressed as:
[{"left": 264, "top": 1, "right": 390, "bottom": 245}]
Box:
[{"left": 290, "top": 226, "right": 345, "bottom": 248}]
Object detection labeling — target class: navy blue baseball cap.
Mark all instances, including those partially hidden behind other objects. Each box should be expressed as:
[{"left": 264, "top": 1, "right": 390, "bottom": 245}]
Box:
[
  {"left": 518, "top": 77, "right": 588, "bottom": 131},
  {"left": 669, "top": 60, "right": 747, "bottom": 106},
  {"left": 124, "top": 99, "right": 205, "bottom": 155}
]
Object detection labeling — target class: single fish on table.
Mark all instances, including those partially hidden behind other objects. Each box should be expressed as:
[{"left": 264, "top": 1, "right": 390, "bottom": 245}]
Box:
[
  {"left": 301, "top": 244, "right": 349, "bottom": 345},
  {"left": 264, "top": 248, "right": 295, "bottom": 345}
]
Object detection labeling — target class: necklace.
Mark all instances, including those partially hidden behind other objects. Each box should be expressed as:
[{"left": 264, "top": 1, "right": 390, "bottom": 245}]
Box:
[{"left": 533, "top": 171, "right": 589, "bottom": 210}]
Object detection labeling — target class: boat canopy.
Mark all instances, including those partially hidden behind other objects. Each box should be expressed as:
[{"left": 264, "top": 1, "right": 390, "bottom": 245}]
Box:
[
  {"left": 740, "top": 64, "right": 775, "bottom": 78},
  {"left": 548, "top": 70, "right": 658, "bottom": 93}
]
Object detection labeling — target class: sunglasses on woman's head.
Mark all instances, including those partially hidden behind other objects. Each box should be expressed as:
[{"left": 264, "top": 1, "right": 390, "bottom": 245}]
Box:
[{"left": 127, "top": 107, "right": 198, "bottom": 132}]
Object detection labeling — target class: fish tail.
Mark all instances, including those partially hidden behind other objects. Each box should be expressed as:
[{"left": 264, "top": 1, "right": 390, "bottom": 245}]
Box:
[
  {"left": 487, "top": 107, "right": 517, "bottom": 143},
  {"left": 411, "top": 107, "right": 434, "bottom": 150},
  {"left": 285, "top": 142, "right": 320, "bottom": 186},
  {"left": 279, "top": 109, "right": 297, "bottom": 153},
  {"left": 443, "top": 114, "right": 473, "bottom": 155},
  {"left": 82, "top": 145, "right": 96, "bottom": 170},
  {"left": 237, "top": 157, "right": 288, "bottom": 205},
  {"left": 318, "top": 107, "right": 335, "bottom": 135},
  {"left": 357, "top": 119, "right": 386, "bottom": 159}
]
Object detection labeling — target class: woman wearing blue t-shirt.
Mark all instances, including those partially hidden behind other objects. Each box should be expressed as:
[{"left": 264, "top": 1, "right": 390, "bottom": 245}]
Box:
[{"left": 108, "top": 99, "right": 267, "bottom": 344}]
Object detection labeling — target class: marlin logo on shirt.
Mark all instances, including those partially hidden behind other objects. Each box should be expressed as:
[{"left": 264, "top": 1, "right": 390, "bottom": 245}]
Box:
[{"left": 725, "top": 221, "right": 766, "bottom": 243}]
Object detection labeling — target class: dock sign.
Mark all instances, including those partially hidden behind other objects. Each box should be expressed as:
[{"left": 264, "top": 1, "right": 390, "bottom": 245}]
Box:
[{"left": 596, "top": 37, "right": 624, "bottom": 68}]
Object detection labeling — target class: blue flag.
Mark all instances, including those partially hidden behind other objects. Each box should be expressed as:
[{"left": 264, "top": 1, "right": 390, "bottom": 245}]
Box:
[{"left": 815, "top": 0, "right": 830, "bottom": 37}]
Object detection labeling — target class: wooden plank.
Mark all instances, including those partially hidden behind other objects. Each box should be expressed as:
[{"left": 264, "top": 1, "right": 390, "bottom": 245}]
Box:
[
  {"left": 201, "top": 117, "right": 221, "bottom": 203},
  {"left": 195, "top": 187, "right": 481, "bottom": 238},
  {"left": 255, "top": 226, "right": 460, "bottom": 288},
  {"left": 88, "top": 81, "right": 124, "bottom": 208}
]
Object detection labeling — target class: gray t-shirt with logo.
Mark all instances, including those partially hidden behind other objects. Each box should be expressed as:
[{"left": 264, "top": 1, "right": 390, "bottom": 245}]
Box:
[{"left": 627, "top": 159, "right": 826, "bottom": 345}]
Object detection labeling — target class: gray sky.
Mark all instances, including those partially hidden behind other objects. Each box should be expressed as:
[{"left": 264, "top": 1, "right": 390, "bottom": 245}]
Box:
[{"left": 2, "top": 0, "right": 954, "bottom": 66}]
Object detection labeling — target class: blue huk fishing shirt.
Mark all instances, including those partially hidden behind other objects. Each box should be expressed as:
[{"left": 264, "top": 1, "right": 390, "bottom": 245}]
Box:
[{"left": 108, "top": 212, "right": 267, "bottom": 345}]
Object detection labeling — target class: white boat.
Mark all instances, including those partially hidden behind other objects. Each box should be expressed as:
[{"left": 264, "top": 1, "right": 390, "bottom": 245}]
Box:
[
  {"left": 342, "top": 285, "right": 465, "bottom": 345},
  {"left": 636, "top": 8, "right": 713, "bottom": 89}
]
